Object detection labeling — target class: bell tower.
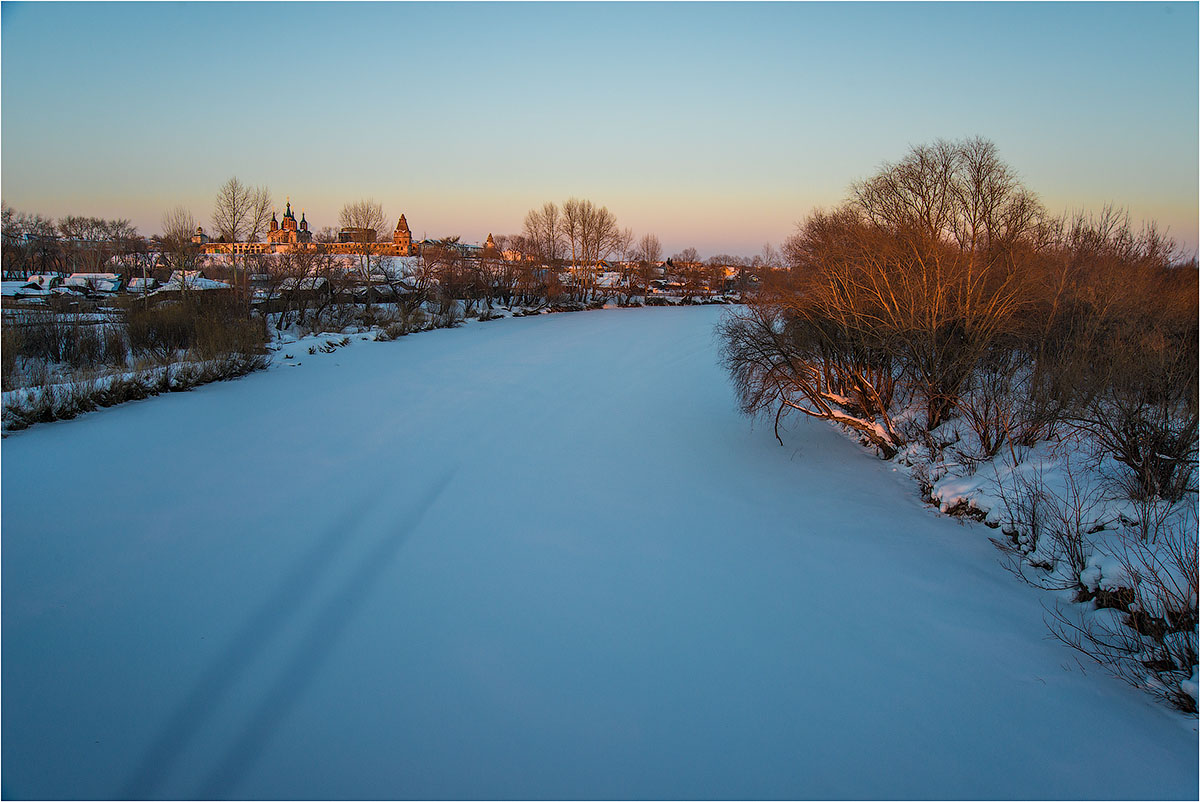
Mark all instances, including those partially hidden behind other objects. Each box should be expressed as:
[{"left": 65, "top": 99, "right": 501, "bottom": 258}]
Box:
[{"left": 393, "top": 214, "right": 413, "bottom": 256}]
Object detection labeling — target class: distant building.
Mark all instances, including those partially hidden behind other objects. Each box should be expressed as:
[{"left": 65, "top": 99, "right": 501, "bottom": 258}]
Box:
[
  {"left": 392, "top": 214, "right": 415, "bottom": 255},
  {"left": 201, "top": 203, "right": 420, "bottom": 257},
  {"left": 65, "top": 272, "right": 123, "bottom": 293},
  {"left": 338, "top": 227, "right": 376, "bottom": 244},
  {"left": 268, "top": 200, "right": 312, "bottom": 247},
  {"left": 418, "top": 233, "right": 501, "bottom": 260},
  {"left": 127, "top": 276, "right": 158, "bottom": 292}
]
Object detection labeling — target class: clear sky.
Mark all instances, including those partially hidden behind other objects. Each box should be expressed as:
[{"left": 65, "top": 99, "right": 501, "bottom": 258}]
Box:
[{"left": 2, "top": 1, "right": 1197, "bottom": 258}]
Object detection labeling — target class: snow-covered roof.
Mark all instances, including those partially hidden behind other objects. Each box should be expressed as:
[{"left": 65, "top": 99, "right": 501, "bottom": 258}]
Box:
[
  {"left": 156, "top": 276, "right": 232, "bottom": 292},
  {"left": 2, "top": 281, "right": 37, "bottom": 297},
  {"left": 1, "top": 281, "right": 81, "bottom": 298},
  {"left": 278, "top": 276, "right": 329, "bottom": 291},
  {"left": 24, "top": 274, "right": 64, "bottom": 287},
  {"left": 64, "top": 274, "right": 121, "bottom": 293}
]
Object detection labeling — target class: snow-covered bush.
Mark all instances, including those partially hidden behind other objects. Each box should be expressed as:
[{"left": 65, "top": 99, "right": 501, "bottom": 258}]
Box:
[
  {"left": 2, "top": 351, "right": 271, "bottom": 431},
  {"left": 5, "top": 310, "right": 128, "bottom": 372},
  {"left": 2, "top": 295, "right": 270, "bottom": 431},
  {"left": 1049, "top": 505, "right": 1198, "bottom": 713},
  {"left": 996, "top": 462, "right": 1053, "bottom": 560},
  {"left": 1034, "top": 459, "right": 1103, "bottom": 580},
  {"left": 431, "top": 307, "right": 462, "bottom": 329},
  {"left": 931, "top": 437, "right": 1198, "bottom": 714}
]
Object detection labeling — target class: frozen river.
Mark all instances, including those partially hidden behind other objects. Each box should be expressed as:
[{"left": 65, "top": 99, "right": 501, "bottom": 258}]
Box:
[{"left": 3, "top": 306, "right": 1195, "bottom": 799}]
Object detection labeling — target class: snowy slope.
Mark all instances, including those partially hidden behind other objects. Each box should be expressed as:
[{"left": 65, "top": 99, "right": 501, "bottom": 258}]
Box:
[{"left": 2, "top": 306, "right": 1196, "bottom": 800}]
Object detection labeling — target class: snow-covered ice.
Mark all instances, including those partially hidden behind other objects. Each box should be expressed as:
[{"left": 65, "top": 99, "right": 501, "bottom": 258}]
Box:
[{"left": 2, "top": 306, "right": 1196, "bottom": 799}]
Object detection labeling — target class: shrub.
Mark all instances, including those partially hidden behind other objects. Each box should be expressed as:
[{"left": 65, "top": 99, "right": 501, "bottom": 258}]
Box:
[
  {"left": 997, "top": 465, "right": 1052, "bottom": 559},
  {"left": 375, "top": 323, "right": 407, "bottom": 342},
  {"left": 8, "top": 311, "right": 73, "bottom": 363},
  {"left": 2, "top": 352, "right": 270, "bottom": 431},
  {"left": 126, "top": 303, "right": 193, "bottom": 358},
  {"left": 375, "top": 308, "right": 428, "bottom": 340},
  {"left": 191, "top": 310, "right": 266, "bottom": 361},
  {"left": 1044, "top": 215, "right": 1200, "bottom": 501},
  {"left": 126, "top": 298, "right": 267, "bottom": 362},
  {"left": 431, "top": 307, "right": 462, "bottom": 329},
  {"left": 2, "top": 324, "right": 20, "bottom": 390},
  {"left": 1047, "top": 508, "right": 1198, "bottom": 713},
  {"left": 3, "top": 311, "right": 129, "bottom": 373},
  {"left": 102, "top": 325, "right": 129, "bottom": 367},
  {"left": 69, "top": 325, "right": 105, "bottom": 369}
]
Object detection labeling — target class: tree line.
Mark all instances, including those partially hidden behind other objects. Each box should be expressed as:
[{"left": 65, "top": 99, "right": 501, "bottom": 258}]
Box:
[
  {"left": 6, "top": 176, "right": 776, "bottom": 311},
  {"left": 720, "top": 137, "right": 1197, "bottom": 502},
  {"left": 2, "top": 206, "right": 154, "bottom": 278},
  {"left": 719, "top": 137, "right": 1198, "bottom": 712}
]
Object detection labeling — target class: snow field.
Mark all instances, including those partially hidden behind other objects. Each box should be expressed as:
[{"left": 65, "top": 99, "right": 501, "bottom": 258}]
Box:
[{"left": 2, "top": 306, "right": 1196, "bottom": 799}]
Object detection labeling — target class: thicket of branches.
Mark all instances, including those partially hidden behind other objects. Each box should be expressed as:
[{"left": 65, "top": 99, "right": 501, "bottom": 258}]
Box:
[
  {"left": 720, "top": 137, "right": 1198, "bottom": 501},
  {"left": 512, "top": 199, "right": 626, "bottom": 303},
  {"left": 720, "top": 137, "right": 1198, "bottom": 712},
  {"left": 3, "top": 204, "right": 153, "bottom": 278}
]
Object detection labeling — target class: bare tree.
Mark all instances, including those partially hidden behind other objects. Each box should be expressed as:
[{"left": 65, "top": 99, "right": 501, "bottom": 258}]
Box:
[
  {"left": 718, "top": 286, "right": 903, "bottom": 457},
  {"left": 524, "top": 202, "right": 563, "bottom": 267},
  {"left": 338, "top": 199, "right": 386, "bottom": 243},
  {"left": 522, "top": 203, "right": 567, "bottom": 304},
  {"left": 668, "top": 247, "right": 702, "bottom": 301},
  {"left": 159, "top": 206, "right": 200, "bottom": 274},
  {"left": 2, "top": 204, "right": 59, "bottom": 277},
  {"left": 488, "top": 235, "right": 521, "bottom": 309},
  {"left": 847, "top": 140, "right": 1043, "bottom": 429},
  {"left": 757, "top": 243, "right": 782, "bottom": 270},
  {"left": 211, "top": 177, "right": 272, "bottom": 295},
  {"left": 721, "top": 138, "right": 1054, "bottom": 454},
  {"left": 57, "top": 216, "right": 134, "bottom": 274},
  {"left": 505, "top": 232, "right": 548, "bottom": 306},
  {"left": 562, "top": 198, "right": 594, "bottom": 299},
  {"left": 111, "top": 229, "right": 151, "bottom": 290},
  {"left": 211, "top": 177, "right": 272, "bottom": 244},
  {"left": 561, "top": 198, "right": 587, "bottom": 295},
  {"left": 337, "top": 199, "right": 387, "bottom": 311},
  {"left": 635, "top": 233, "right": 662, "bottom": 301},
  {"left": 561, "top": 198, "right": 623, "bottom": 302},
  {"left": 268, "top": 245, "right": 339, "bottom": 331},
  {"left": 419, "top": 240, "right": 466, "bottom": 318},
  {"left": 852, "top": 138, "right": 959, "bottom": 241},
  {"left": 391, "top": 255, "right": 434, "bottom": 322},
  {"left": 637, "top": 233, "right": 662, "bottom": 266},
  {"left": 1050, "top": 211, "right": 1199, "bottom": 500},
  {"left": 674, "top": 246, "right": 700, "bottom": 265},
  {"left": 607, "top": 225, "right": 634, "bottom": 302},
  {"left": 721, "top": 133, "right": 1200, "bottom": 491},
  {"left": 160, "top": 206, "right": 196, "bottom": 246}
]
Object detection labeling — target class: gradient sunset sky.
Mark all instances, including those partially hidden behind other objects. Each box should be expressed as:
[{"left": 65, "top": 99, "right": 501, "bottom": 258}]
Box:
[{"left": 2, "top": 1, "right": 1197, "bottom": 257}]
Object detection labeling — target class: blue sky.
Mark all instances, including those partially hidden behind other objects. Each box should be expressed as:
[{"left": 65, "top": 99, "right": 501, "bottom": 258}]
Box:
[{"left": 2, "top": 1, "right": 1197, "bottom": 256}]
